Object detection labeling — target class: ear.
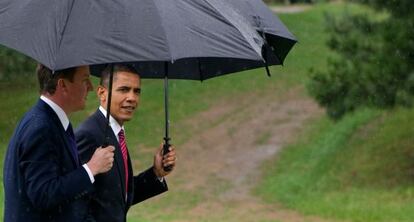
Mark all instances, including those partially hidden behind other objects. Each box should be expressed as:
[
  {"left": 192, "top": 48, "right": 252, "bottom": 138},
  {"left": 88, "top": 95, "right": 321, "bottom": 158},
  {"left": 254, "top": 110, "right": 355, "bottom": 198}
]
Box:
[
  {"left": 56, "top": 78, "right": 68, "bottom": 93},
  {"left": 97, "top": 85, "right": 107, "bottom": 104}
]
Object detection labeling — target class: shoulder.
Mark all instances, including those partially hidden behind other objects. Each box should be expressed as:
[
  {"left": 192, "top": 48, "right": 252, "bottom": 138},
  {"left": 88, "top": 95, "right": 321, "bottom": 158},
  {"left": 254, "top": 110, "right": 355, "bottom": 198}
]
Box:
[
  {"left": 75, "top": 111, "right": 106, "bottom": 147},
  {"left": 19, "top": 106, "right": 61, "bottom": 138},
  {"left": 10, "top": 106, "right": 64, "bottom": 157},
  {"left": 76, "top": 111, "right": 104, "bottom": 134}
]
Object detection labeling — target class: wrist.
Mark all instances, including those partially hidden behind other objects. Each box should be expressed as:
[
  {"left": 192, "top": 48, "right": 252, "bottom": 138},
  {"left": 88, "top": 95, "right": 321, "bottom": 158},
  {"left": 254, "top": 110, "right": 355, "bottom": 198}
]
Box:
[
  {"left": 87, "top": 162, "right": 98, "bottom": 176},
  {"left": 153, "top": 166, "right": 163, "bottom": 178}
]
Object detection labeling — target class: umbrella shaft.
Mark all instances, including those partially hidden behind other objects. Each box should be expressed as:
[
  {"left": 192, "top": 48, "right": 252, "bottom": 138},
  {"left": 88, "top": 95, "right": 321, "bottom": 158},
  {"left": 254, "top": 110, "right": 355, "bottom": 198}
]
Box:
[
  {"left": 103, "top": 64, "right": 114, "bottom": 147},
  {"left": 164, "top": 76, "right": 169, "bottom": 140}
]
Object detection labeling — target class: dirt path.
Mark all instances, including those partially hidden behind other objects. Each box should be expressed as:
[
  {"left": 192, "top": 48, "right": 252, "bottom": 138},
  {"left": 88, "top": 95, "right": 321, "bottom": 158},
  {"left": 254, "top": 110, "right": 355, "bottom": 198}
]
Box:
[
  {"left": 270, "top": 5, "right": 312, "bottom": 14},
  {"left": 162, "top": 87, "right": 339, "bottom": 222}
]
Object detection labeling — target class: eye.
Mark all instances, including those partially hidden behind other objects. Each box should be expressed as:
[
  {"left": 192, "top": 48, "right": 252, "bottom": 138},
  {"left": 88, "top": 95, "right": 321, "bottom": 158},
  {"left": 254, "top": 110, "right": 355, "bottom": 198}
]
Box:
[
  {"left": 117, "top": 87, "right": 129, "bottom": 93},
  {"left": 134, "top": 88, "right": 141, "bottom": 95}
]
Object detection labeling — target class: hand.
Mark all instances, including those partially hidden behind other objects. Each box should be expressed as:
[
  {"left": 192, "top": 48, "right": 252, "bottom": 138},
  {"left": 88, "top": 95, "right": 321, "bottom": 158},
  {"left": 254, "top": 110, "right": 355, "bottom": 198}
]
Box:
[
  {"left": 86, "top": 146, "right": 115, "bottom": 175},
  {"left": 153, "top": 144, "right": 177, "bottom": 178}
]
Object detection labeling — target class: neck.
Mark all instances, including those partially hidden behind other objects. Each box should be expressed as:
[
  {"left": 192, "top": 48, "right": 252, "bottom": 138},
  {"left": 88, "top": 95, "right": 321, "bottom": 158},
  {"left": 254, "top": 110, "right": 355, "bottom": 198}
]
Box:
[
  {"left": 100, "top": 105, "right": 124, "bottom": 126},
  {"left": 43, "top": 93, "right": 71, "bottom": 115}
]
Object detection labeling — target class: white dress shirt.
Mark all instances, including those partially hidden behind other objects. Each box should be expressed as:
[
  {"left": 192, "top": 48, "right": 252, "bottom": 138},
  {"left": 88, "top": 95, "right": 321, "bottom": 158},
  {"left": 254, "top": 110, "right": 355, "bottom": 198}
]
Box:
[{"left": 99, "top": 106, "right": 124, "bottom": 142}]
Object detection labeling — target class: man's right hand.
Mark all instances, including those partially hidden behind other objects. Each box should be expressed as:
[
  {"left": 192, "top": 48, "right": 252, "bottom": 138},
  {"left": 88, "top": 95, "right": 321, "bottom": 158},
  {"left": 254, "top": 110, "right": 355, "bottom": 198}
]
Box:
[{"left": 86, "top": 146, "right": 115, "bottom": 176}]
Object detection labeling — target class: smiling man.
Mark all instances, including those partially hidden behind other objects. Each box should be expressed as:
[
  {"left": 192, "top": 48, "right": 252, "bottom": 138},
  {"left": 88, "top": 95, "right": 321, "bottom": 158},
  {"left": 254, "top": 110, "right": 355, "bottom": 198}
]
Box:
[{"left": 75, "top": 64, "right": 177, "bottom": 222}]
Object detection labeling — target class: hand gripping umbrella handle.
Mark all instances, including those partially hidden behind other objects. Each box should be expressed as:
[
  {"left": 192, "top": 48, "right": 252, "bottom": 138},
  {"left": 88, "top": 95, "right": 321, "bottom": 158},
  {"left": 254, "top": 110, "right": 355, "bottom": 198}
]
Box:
[{"left": 163, "top": 137, "right": 173, "bottom": 172}]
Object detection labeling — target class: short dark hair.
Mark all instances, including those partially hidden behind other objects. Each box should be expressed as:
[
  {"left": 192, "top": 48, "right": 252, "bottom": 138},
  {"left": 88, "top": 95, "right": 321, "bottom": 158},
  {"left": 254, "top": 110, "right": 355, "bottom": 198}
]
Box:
[
  {"left": 100, "top": 64, "right": 139, "bottom": 87},
  {"left": 37, "top": 64, "right": 77, "bottom": 94}
]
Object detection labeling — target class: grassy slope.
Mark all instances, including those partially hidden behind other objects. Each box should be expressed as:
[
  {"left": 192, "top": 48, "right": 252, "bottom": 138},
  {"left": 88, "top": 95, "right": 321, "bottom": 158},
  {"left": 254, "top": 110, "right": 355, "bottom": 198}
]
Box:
[
  {"left": 256, "top": 4, "right": 414, "bottom": 222},
  {"left": 258, "top": 107, "right": 414, "bottom": 222}
]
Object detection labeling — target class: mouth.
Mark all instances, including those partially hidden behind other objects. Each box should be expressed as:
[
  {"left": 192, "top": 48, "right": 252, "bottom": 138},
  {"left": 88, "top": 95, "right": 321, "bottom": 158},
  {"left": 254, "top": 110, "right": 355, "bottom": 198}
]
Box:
[{"left": 121, "top": 106, "right": 135, "bottom": 112}]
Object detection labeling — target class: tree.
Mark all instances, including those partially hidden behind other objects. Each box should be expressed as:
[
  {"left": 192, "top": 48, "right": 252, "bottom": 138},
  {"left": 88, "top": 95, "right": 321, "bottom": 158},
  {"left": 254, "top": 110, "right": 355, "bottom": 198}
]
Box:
[{"left": 308, "top": 0, "right": 414, "bottom": 119}]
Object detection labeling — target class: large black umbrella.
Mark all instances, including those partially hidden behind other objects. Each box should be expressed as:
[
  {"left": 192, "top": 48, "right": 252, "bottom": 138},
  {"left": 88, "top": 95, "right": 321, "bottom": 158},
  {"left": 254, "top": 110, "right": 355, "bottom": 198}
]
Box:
[
  {"left": 0, "top": 0, "right": 266, "bottom": 71},
  {"left": 0, "top": 0, "right": 296, "bottom": 170}
]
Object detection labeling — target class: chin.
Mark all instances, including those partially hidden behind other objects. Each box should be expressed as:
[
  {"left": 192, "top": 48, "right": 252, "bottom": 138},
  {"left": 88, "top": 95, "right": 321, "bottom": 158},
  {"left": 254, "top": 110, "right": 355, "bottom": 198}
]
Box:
[
  {"left": 76, "top": 106, "right": 85, "bottom": 112},
  {"left": 121, "top": 116, "right": 133, "bottom": 122}
]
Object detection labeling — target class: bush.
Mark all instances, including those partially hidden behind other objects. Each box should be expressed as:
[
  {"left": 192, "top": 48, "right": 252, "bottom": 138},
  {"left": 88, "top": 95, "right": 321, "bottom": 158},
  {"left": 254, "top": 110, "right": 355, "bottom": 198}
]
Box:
[{"left": 308, "top": 0, "right": 414, "bottom": 119}]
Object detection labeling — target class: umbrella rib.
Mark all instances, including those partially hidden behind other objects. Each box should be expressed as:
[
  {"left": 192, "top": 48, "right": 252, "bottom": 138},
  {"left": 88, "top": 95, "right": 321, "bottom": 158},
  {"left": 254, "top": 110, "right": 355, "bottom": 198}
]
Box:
[
  {"left": 54, "top": 0, "right": 76, "bottom": 70},
  {"left": 203, "top": 0, "right": 264, "bottom": 61},
  {"left": 152, "top": 0, "right": 175, "bottom": 64}
]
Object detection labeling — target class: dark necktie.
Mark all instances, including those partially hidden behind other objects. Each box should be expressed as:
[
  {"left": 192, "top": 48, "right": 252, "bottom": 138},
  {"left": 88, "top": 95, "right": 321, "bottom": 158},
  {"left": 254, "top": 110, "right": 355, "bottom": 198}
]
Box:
[
  {"left": 118, "top": 129, "right": 129, "bottom": 194},
  {"left": 66, "top": 123, "right": 79, "bottom": 165}
]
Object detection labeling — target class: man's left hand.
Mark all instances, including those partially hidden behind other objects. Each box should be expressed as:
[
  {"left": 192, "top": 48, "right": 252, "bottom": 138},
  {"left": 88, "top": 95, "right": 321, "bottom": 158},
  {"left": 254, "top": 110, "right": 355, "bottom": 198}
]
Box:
[{"left": 154, "top": 144, "right": 177, "bottom": 177}]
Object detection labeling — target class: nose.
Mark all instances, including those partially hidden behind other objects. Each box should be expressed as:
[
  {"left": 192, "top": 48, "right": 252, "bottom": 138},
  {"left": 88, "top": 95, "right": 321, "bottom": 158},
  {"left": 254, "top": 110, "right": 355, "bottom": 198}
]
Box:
[
  {"left": 87, "top": 79, "right": 93, "bottom": 91},
  {"left": 126, "top": 91, "right": 138, "bottom": 103}
]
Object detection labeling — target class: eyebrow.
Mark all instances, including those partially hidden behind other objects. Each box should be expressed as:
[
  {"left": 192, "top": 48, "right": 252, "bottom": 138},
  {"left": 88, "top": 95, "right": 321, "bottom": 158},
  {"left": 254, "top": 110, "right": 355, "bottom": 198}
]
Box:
[{"left": 117, "top": 86, "right": 141, "bottom": 91}]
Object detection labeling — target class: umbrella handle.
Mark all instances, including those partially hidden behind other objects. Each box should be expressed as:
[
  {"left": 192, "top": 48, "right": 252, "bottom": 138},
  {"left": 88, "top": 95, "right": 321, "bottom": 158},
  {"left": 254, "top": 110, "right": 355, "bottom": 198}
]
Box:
[{"left": 163, "top": 137, "right": 173, "bottom": 172}]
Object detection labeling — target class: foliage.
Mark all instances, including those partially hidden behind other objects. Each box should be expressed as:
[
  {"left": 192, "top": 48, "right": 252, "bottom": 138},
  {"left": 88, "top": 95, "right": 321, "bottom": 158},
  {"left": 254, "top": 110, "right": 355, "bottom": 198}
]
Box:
[
  {"left": 308, "top": 0, "right": 414, "bottom": 119},
  {"left": 263, "top": 0, "right": 316, "bottom": 5},
  {"left": 0, "top": 46, "right": 35, "bottom": 81}
]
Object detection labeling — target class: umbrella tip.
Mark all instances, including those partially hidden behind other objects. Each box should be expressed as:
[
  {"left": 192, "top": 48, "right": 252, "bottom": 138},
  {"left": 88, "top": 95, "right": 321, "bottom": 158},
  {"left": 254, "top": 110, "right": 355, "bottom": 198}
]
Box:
[{"left": 265, "top": 64, "right": 271, "bottom": 77}]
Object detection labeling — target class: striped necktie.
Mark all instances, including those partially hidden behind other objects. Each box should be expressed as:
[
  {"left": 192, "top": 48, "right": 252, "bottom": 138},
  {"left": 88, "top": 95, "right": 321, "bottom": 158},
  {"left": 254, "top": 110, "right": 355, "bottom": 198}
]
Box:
[{"left": 118, "top": 129, "right": 129, "bottom": 194}]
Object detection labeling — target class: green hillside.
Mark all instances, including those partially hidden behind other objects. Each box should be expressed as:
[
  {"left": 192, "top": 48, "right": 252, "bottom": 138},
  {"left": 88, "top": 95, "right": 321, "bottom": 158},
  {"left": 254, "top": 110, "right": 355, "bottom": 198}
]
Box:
[
  {"left": 254, "top": 3, "right": 414, "bottom": 222},
  {"left": 258, "top": 107, "right": 414, "bottom": 222}
]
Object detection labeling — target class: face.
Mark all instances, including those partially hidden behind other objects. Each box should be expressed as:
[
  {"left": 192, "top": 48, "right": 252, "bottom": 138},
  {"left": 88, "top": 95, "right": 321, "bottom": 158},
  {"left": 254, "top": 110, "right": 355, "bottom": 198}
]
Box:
[
  {"left": 98, "top": 71, "right": 141, "bottom": 126},
  {"left": 64, "top": 66, "right": 93, "bottom": 113}
]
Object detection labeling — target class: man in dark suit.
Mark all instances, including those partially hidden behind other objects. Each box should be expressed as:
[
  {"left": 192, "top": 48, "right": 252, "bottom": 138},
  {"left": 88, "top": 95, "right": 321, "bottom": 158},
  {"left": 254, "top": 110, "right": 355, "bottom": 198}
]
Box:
[
  {"left": 75, "top": 64, "right": 177, "bottom": 222},
  {"left": 3, "top": 64, "right": 116, "bottom": 222}
]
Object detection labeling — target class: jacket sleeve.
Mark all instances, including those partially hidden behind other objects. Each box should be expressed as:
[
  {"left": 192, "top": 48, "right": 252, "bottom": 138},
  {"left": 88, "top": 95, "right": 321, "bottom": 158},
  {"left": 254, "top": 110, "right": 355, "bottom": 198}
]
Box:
[{"left": 131, "top": 166, "right": 168, "bottom": 205}]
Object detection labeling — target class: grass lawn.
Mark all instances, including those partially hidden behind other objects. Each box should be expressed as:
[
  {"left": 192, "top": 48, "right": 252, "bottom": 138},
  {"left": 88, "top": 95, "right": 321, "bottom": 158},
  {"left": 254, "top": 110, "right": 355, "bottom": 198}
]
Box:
[{"left": 257, "top": 107, "right": 414, "bottom": 222}]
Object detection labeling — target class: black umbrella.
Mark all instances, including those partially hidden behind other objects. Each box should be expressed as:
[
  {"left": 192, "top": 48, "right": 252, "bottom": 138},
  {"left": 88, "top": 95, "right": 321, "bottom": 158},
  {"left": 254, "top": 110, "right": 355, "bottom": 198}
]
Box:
[
  {"left": 0, "top": 0, "right": 265, "bottom": 71},
  {"left": 0, "top": 0, "right": 296, "bottom": 171}
]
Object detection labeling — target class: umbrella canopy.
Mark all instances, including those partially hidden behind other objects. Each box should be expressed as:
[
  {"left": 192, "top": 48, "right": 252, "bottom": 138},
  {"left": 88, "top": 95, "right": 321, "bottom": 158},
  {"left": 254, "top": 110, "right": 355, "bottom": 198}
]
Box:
[
  {"left": 0, "top": 0, "right": 296, "bottom": 170},
  {"left": 226, "top": 0, "right": 297, "bottom": 65},
  {"left": 90, "top": 0, "right": 298, "bottom": 80},
  {"left": 0, "top": 0, "right": 267, "bottom": 72}
]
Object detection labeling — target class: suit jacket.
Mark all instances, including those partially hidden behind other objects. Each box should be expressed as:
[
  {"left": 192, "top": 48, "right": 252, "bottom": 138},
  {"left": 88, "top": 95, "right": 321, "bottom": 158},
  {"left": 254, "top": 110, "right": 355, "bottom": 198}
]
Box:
[
  {"left": 3, "top": 100, "right": 94, "bottom": 222},
  {"left": 75, "top": 110, "right": 168, "bottom": 222}
]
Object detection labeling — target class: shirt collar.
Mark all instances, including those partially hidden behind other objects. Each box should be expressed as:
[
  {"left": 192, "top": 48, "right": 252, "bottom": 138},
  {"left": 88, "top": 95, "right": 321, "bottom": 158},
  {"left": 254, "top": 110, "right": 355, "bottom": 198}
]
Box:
[
  {"left": 40, "top": 95, "right": 70, "bottom": 130},
  {"left": 99, "top": 106, "right": 124, "bottom": 142}
]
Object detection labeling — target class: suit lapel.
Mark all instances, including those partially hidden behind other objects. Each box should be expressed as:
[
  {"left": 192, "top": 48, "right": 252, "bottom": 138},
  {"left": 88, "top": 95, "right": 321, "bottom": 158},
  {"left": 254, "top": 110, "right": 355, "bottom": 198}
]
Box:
[
  {"left": 126, "top": 152, "right": 134, "bottom": 205},
  {"left": 112, "top": 132, "right": 128, "bottom": 199},
  {"left": 37, "top": 100, "right": 79, "bottom": 167},
  {"left": 94, "top": 111, "right": 128, "bottom": 199}
]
